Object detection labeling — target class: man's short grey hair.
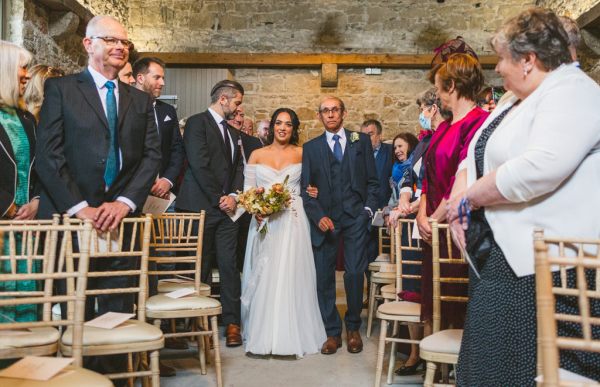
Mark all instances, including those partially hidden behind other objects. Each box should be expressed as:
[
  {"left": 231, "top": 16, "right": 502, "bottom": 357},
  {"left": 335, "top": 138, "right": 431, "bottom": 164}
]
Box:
[{"left": 85, "top": 15, "right": 122, "bottom": 37}]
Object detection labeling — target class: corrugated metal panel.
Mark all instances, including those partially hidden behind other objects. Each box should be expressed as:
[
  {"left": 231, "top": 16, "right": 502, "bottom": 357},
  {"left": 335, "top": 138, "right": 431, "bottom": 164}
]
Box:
[{"left": 161, "top": 68, "right": 231, "bottom": 121}]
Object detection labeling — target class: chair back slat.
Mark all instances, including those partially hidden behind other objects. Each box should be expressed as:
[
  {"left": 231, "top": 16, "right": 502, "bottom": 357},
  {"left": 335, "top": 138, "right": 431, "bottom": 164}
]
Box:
[
  {"left": 535, "top": 229, "right": 600, "bottom": 386},
  {"left": 148, "top": 212, "right": 206, "bottom": 296},
  {"left": 393, "top": 219, "right": 423, "bottom": 302},
  {"left": 0, "top": 220, "right": 92, "bottom": 366},
  {"left": 430, "top": 220, "right": 469, "bottom": 333},
  {"left": 64, "top": 215, "right": 152, "bottom": 321}
]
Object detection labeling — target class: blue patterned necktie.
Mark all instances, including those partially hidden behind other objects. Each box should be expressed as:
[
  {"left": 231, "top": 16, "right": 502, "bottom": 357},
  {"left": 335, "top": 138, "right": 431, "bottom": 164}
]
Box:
[
  {"left": 332, "top": 134, "right": 343, "bottom": 162},
  {"left": 103, "top": 81, "right": 119, "bottom": 187}
]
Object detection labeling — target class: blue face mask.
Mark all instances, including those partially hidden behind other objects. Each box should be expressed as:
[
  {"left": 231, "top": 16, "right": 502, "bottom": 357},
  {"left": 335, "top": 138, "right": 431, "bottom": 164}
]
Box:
[{"left": 419, "top": 112, "right": 431, "bottom": 130}]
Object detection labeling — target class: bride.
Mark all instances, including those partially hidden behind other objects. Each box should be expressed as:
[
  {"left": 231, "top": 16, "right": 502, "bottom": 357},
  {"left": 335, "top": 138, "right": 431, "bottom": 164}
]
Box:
[{"left": 241, "top": 107, "right": 326, "bottom": 358}]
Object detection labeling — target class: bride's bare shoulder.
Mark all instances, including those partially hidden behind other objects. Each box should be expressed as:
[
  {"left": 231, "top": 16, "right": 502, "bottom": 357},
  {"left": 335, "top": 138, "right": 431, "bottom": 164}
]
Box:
[{"left": 248, "top": 146, "right": 267, "bottom": 165}]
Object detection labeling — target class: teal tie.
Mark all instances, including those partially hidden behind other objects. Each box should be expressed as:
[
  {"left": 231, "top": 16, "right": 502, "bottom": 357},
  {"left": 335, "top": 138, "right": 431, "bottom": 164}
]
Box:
[
  {"left": 332, "top": 134, "right": 343, "bottom": 162},
  {"left": 104, "top": 81, "right": 119, "bottom": 187}
]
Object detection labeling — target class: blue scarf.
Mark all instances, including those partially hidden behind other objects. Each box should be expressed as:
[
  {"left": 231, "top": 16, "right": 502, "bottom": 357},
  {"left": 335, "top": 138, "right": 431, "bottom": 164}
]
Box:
[{"left": 391, "top": 156, "right": 412, "bottom": 186}]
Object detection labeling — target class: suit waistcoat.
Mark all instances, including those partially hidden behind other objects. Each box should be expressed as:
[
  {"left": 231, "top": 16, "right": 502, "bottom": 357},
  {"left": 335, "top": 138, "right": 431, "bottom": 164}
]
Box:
[{"left": 328, "top": 147, "right": 362, "bottom": 220}]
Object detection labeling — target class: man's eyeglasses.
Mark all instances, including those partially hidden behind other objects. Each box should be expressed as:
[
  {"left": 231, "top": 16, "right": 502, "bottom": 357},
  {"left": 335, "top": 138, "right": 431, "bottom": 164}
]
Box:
[
  {"left": 89, "top": 36, "right": 134, "bottom": 49},
  {"left": 319, "top": 107, "right": 342, "bottom": 115}
]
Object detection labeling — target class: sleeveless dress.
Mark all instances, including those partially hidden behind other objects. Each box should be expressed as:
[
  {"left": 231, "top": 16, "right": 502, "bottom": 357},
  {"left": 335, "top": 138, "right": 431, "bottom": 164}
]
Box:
[{"left": 241, "top": 163, "right": 326, "bottom": 357}]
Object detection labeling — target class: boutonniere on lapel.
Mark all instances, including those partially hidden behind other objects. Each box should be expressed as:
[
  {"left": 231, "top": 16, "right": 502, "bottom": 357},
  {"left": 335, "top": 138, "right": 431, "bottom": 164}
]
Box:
[{"left": 350, "top": 132, "right": 360, "bottom": 144}]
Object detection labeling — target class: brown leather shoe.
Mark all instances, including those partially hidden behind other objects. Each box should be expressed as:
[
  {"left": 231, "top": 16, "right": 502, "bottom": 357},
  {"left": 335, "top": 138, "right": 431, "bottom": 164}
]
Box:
[
  {"left": 347, "top": 330, "right": 363, "bottom": 353},
  {"left": 320, "top": 336, "right": 342, "bottom": 355},
  {"left": 226, "top": 324, "right": 243, "bottom": 347},
  {"left": 159, "top": 361, "right": 176, "bottom": 377}
]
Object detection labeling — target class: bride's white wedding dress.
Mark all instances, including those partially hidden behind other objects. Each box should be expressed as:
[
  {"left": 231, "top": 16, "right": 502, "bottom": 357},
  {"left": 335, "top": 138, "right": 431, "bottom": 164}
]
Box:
[{"left": 241, "top": 163, "right": 326, "bottom": 357}]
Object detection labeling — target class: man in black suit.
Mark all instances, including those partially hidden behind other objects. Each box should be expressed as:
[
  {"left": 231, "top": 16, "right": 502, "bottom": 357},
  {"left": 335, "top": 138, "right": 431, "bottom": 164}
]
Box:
[
  {"left": 35, "top": 15, "right": 160, "bottom": 380},
  {"left": 226, "top": 105, "right": 263, "bottom": 271},
  {"left": 360, "top": 119, "right": 393, "bottom": 292},
  {"left": 132, "top": 57, "right": 184, "bottom": 198},
  {"left": 176, "top": 80, "right": 245, "bottom": 347},
  {"left": 301, "top": 96, "right": 379, "bottom": 355}
]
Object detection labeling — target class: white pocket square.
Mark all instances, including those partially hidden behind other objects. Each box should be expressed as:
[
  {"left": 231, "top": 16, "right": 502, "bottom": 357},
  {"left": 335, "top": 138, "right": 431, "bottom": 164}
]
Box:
[{"left": 163, "top": 115, "right": 172, "bottom": 122}]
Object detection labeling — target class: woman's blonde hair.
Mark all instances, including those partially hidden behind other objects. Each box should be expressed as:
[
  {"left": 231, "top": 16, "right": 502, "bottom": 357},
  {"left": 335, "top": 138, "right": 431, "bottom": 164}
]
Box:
[
  {"left": 24, "top": 64, "right": 65, "bottom": 119},
  {"left": 0, "top": 40, "right": 32, "bottom": 109}
]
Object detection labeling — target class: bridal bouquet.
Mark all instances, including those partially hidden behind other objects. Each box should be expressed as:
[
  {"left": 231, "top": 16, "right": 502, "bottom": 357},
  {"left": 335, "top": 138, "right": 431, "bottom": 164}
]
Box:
[
  {"left": 237, "top": 175, "right": 292, "bottom": 216},
  {"left": 237, "top": 175, "right": 292, "bottom": 234}
]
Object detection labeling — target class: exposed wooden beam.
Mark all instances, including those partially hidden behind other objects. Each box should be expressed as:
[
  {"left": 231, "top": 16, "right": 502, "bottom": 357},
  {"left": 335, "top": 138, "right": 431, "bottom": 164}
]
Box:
[
  {"left": 139, "top": 52, "right": 498, "bottom": 69},
  {"left": 577, "top": 2, "right": 600, "bottom": 29}
]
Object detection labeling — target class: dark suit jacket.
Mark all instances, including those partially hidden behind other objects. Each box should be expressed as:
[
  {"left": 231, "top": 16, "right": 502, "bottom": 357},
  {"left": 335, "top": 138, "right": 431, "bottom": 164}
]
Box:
[
  {"left": 35, "top": 69, "right": 161, "bottom": 218},
  {"left": 239, "top": 132, "right": 262, "bottom": 162},
  {"left": 374, "top": 142, "right": 393, "bottom": 209},
  {"left": 0, "top": 109, "right": 39, "bottom": 217},
  {"left": 301, "top": 129, "right": 379, "bottom": 245},
  {"left": 154, "top": 99, "right": 184, "bottom": 191},
  {"left": 176, "top": 110, "right": 244, "bottom": 214}
]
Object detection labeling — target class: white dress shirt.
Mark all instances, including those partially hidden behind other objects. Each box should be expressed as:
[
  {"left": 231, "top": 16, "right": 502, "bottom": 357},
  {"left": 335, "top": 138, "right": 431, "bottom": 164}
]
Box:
[
  {"left": 208, "top": 107, "right": 235, "bottom": 162},
  {"left": 462, "top": 64, "right": 600, "bottom": 277},
  {"left": 67, "top": 66, "right": 136, "bottom": 216}
]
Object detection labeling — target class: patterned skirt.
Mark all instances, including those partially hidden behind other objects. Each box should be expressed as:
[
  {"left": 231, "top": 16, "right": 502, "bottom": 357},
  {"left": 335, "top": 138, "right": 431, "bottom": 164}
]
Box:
[{"left": 456, "top": 240, "right": 600, "bottom": 386}]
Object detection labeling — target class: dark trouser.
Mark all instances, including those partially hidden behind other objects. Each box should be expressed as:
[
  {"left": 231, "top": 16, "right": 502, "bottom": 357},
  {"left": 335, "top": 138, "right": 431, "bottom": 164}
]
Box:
[
  {"left": 365, "top": 226, "right": 379, "bottom": 289},
  {"left": 236, "top": 213, "right": 252, "bottom": 272},
  {"left": 313, "top": 212, "right": 370, "bottom": 337},
  {"left": 198, "top": 211, "right": 240, "bottom": 326}
]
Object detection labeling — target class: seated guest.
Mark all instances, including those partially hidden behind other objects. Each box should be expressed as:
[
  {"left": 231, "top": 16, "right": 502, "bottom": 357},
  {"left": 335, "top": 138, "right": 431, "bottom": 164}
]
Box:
[
  {"left": 242, "top": 117, "right": 254, "bottom": 136},
  {"left": 448, "top": 8, "right": 600, "bottom": 385},
  {"left": 416, "top": 53, "right": 489, "bottom": 336},
  {"left": 0, "top": 41, "right": 39, "bottom": 324},
  {"left": 23, "top": 64, "right": 65, "bottom": 121},
  {"left": 386, "top": 132, "right": 418, "bottom": 210}
]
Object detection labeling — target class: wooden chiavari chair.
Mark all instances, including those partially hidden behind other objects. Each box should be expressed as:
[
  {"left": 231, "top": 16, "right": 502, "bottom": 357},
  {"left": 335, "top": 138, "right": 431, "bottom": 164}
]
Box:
[
  {"left": 534, "top": 229, "right": 600, "bottom": 386},
  {"left": 419, "top": 220, "right": 469, "bottom": 387},
  {"left": 60, "top": 215, "right": 163, "bottom": 387},
  {"left": 145, "top": 211, "right": 223, "bottom": 387},
  {"left": 367, "top": 226, "right": 396, "bottom": 338},
  {"left": 373, "top": 219, "right": 423, "bottom": 386},
  {"left": 0, "top": 220, "right": 112, "bottom": 386}
]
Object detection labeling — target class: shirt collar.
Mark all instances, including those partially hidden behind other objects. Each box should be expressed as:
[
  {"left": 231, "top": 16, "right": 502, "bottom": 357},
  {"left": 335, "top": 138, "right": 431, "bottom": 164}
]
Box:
[
  {"left": 325, "top": 127, "right": 346, "bottom": 142},
  {"left": 373, "top": 143, "right": 381, "bottom": 152},
  {"left": 87, "top": 65, "right": 118, "bottom": 91},
  {"left": 208, "top": 107, "right": 226, "bottom": 126}
]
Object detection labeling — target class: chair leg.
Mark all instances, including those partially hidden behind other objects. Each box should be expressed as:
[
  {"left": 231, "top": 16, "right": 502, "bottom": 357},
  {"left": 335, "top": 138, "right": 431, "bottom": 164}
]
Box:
[
  {"left": 140, "top": 352, "right": 150, "bottom": 387},
  {"left": 203, "top": 316, "right": 211, "bottom": 364},
  {"left": 127, "top": 353, "right": 135, "bottom": 387},
  {"left": 367, "top": 282, "right": 379, "bottom": 338},
  {"left": 150, "top": 350, "right": 160, "bottom": 387},
  {"left": 386, "top": 321, "right": 399, "bottom": 384},
  {"left": 198, "top": 318, "right": 207, "bottom": 375},
  {"left": 424, "top": 361, "right": 437, "bottom": 387},
  {"left": 374, "top": 319, "right": 388, "bottom": 387},
  {"left": 211, "top": 315, "right": 223, "bottom": 387}
]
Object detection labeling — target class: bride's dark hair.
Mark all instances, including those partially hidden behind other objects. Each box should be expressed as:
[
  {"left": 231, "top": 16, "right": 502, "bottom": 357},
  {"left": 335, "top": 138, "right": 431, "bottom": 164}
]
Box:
[{"left": 267, "top": 108, "right": 300, "bottom": 145}]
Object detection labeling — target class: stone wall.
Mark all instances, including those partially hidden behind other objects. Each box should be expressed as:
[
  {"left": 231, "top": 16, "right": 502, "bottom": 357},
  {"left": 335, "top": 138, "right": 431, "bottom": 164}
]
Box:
[
  {"left": 536, "top": 0, "right": 598, "bottom": 17},
  {"left": 128, "top": 0, "right": 534, "bottom": 55},
  {"left": 234, "top": 68, "right": 500, "bottom": 143},
  {"left": 12, "top": 0, "right": 128, "bottom": 73},
  {"left": 536, "top": 0, "right": 600, "bottom": 82}
]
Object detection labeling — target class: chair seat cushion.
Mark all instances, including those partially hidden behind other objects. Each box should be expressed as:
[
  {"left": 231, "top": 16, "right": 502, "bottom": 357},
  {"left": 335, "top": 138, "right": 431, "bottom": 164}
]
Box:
[
  {"left": 535, "top": 368, "right": 598, "bottom": 383},
  {"left": 146, "top": 294, "right": 221, "bottom": 312},
  {"left": 372, "top": 271, "right": 395, "bottom": 280},
  {"left": 0, "top": 327, "right": 60, "bottom": 349},
  {"left": 420, "top": 329, "right": 463, "bottom": 354},
  {"left": 157, "top": 280, "right": 210, "bottom": 294},
  {"left": 0, "top": 365, "right": 113, "bottom": 387},
  {"left": 378, "top": 300, "right": 420, "bottom": 316},
  {"left": 375, "top": 253, "right": 391, "bottom": 262},
  {"left": 61, "top": 319, "right": 163, "bottom": 346}
]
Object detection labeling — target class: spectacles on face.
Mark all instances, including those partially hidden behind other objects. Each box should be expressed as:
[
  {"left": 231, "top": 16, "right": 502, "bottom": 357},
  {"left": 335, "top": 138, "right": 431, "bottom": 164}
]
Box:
[
  {"left": 89, "top": 36, "right": 134, "bottom": 50},
  {"left": 319, "top": 107, "right": 342, "bottom": 115}
]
